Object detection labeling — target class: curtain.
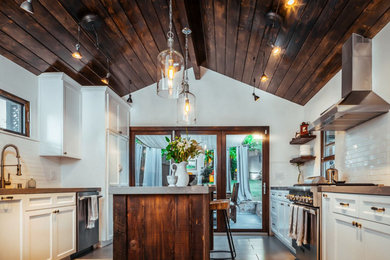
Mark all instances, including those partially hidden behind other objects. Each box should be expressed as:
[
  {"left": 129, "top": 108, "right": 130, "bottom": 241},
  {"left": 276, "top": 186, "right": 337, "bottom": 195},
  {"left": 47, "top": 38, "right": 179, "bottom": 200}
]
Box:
[
  {"left": 226, "top": 148, "right": 231, "bottom": 193},
  {"left": 213, "top": 148, "right": 217, "bottom": 185},
  {"left": 136, "top": 135, "right": 169, "bottom": 148},
  {"left": 134, "top": 143, "right": 144, "bottom": 186},
  {"left": 236, "top": 145, "right": 252, "bottom": 201},
  {"left": 143, "top": 147, "right": 163, "bottom": 186}
]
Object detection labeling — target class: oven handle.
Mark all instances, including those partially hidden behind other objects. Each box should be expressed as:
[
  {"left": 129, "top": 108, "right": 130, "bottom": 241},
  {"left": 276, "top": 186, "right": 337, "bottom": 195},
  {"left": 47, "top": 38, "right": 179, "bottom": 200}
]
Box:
[
  {"left": 291, "top": 203, "right": 318, "bottom": 215},
  {"left": 79, "top": 195, "right": 103, "bottom": 201}
]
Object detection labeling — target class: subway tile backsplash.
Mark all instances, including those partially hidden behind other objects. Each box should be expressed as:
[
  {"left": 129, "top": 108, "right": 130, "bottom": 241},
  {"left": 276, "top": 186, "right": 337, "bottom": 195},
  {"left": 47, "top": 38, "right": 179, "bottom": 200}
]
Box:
[{"left": 336, "top": 113, "right": 390, "bottom": 185}]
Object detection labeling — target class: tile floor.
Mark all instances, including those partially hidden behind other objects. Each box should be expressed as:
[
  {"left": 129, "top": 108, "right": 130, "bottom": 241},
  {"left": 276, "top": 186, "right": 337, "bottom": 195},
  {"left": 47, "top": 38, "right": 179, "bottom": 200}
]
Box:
[
  {"left": 229, "top": 212, "right": 262, "bottom": 230},
  {"left": 76, "top": 234, "right": 295, "bottom": 260}
]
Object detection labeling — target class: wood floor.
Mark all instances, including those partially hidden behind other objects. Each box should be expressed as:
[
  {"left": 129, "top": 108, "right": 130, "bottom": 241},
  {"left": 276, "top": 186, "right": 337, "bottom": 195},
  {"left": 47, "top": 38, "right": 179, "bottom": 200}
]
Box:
[{"left": 77, "top": 234, "right": 294, "bottom": 260}]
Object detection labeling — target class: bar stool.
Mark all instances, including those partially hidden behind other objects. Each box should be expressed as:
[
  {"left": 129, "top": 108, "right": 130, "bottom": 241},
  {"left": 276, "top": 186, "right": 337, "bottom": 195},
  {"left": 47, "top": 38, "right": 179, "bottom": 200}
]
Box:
[{"left": 210, "top": 199, "right": 236, "bottom": 259}]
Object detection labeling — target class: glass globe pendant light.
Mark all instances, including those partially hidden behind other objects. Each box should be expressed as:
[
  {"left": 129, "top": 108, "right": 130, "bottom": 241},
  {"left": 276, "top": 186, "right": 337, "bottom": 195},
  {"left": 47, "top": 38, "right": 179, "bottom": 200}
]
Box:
[
  {"left": 177, "top": 27, "right": 196, "bottom": 125},
  {"left": 156, "top": 0, "right": 184, "bottom": 99}
]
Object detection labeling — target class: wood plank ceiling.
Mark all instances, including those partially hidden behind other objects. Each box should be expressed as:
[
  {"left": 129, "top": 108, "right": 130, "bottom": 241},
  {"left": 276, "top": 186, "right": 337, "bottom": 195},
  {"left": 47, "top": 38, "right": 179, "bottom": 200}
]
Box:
[{"left": 0, "top": 0, "right": 389, "bottom": 105}]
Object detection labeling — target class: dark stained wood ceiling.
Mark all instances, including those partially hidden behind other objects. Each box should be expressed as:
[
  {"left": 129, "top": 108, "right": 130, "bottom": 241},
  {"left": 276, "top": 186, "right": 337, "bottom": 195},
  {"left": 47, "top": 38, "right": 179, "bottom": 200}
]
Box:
[{"left": 0, "top": 0, "right": 389, "bottom": 105}]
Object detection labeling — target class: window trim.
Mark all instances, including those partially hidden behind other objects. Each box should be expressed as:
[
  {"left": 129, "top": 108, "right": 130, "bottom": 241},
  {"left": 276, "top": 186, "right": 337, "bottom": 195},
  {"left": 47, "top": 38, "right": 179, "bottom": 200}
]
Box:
[
  {"left": 320, "top": 131, "right": 335, "bottom": 175},
  {"left": 0, "top": 89, "right": 30, "bottom": 137}
]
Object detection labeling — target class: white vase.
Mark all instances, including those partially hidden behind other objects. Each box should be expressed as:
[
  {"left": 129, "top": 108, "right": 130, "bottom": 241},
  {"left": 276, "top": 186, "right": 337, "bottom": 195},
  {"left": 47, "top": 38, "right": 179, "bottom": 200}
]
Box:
[{"left": 171, "top": 161, "right": 189, "bottom": 187}]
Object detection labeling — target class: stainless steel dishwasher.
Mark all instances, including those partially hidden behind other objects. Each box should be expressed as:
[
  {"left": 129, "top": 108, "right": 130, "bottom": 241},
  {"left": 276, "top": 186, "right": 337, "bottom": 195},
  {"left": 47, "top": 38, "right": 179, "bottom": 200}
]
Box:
[{"left": 71, "top": 191, "right": 102, "bottom": 258}]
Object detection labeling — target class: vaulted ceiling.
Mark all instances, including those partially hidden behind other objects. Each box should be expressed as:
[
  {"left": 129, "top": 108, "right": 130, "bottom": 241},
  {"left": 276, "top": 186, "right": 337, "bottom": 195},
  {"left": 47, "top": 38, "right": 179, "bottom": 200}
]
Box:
[{"left": 0, "top": 0, "right": 389, "bottom": 105}]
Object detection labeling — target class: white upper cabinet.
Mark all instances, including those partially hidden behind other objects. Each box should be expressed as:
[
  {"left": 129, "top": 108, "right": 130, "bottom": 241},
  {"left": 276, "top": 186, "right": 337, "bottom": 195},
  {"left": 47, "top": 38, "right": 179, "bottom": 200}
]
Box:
[
  {"left": 106, "top": 91, "right": 130, "bottom": 136},
  {"left": 39, "top": 73, "right": 82, "bottom": 159}
]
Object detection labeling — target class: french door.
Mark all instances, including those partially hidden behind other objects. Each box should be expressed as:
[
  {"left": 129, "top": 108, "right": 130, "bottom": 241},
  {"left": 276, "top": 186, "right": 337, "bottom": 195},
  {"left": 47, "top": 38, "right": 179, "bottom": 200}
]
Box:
[{"left": 129, "top": 127, "right": 269, "bottom": 233}]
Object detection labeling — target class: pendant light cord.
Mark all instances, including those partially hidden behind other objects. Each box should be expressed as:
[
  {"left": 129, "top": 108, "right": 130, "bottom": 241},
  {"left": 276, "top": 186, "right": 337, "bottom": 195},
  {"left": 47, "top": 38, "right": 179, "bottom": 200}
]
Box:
[
  {"left": 184, "top": 31, "right": 189, "bottom": 84},
  {"left": 167, "top": 0, "right": 174, "bottom": 50}
]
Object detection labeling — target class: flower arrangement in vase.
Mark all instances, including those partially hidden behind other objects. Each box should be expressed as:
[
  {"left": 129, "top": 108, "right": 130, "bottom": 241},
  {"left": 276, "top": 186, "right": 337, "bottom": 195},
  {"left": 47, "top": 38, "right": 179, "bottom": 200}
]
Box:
[{"left": 164, "top": 136, "right": 204, "bottom": 186}]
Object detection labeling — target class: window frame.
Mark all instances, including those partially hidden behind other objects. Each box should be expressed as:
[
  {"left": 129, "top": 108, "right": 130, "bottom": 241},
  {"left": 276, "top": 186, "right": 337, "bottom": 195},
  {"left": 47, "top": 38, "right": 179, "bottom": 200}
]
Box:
[
  {"left": 321, "top": 130, "right": 335, "bottom": 176},
  {"left": 0, "top": 89, "right": 30, "bottom": 137}
]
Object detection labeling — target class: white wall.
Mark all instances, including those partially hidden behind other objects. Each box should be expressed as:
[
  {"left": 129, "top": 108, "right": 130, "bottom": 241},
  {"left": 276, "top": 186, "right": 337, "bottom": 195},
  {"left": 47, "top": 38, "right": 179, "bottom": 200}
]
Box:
[
  {"left": 304, "top": 22, "right": 390, "bottom": 185},
  {"left": 130, "top": 68, "right": 305, "bottom": 186},
  {"left": 0, "top": 55, "right": 61, "bottom": 188}
]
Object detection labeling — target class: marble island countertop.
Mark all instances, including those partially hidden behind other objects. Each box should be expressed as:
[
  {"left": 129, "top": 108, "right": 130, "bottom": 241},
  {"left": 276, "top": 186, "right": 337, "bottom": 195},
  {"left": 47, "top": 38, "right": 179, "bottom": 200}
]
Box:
[{"left": 109, "top": 186, "right": 212, "bottom": 195}]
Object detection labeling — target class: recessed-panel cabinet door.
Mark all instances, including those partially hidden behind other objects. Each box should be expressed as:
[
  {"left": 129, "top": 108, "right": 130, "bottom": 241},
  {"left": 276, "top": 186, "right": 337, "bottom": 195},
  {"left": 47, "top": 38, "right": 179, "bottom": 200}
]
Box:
[
  {"left": 53, "top": 206, "right": 76, "bottom": 259},
  {"left": 360, "top": 218, "right": 390, "bottom": 260},
  {"left": 108, "top": 94, "right": 119, "bottom": 132},
  {"left": 0, "top": 197, "right": 23, "bottom": 260},
  {"left": 108, "top": 132, "right": 119, "bottom": 185},
  {"left": 333, "top": 214, "right": 362, "bottom": 260},
  {"left": 24, "top": 208, "right": 54, "bottom": 260},
  {"left": 63, "top": 83, "right": 81, "bottom": 158},
  {"left": 119, "top": 135, "right": 129, "bottom": 186}
]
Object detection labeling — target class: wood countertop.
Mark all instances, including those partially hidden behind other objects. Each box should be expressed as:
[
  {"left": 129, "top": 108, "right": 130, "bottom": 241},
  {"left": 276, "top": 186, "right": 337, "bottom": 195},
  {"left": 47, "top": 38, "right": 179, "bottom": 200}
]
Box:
[
  {"left": 110, "top": 186, "right": 211, "bottom": 195},
  {"left": 317, "top": 185, "right": 390, "bottom": 196},
  {"left": 0, "top": 187, "right": 101, "bottom": 195}
]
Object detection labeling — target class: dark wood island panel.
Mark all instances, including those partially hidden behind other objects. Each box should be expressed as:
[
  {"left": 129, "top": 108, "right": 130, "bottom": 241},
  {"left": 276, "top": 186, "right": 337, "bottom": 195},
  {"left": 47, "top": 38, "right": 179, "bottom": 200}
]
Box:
[{"left": 113, "top": 192, "right": 210, "bottom": 260}]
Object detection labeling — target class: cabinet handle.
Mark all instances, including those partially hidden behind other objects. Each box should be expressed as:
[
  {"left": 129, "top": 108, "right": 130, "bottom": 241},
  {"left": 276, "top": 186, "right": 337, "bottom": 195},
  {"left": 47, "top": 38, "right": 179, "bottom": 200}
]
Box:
[
  {"left": 340, "top": 202, "right": 349, "bottom": 207},
  {"left": 1, "top": 196, "right": 13, "bottom": 200},
  {"left": 53, "top": 210, "right": 60, "bottom": 214},
  {"left": 357, "top": 223, "right": 362, "bottom": 229},
  {"left": 280, "top": 203, "right": 284, "bottom": 206},
  {"left": 323, "top": 194, "right": 328, "bottom": 198},
  {"left": 352, "top": 221, "right": 357, "bottom": 227},
  {"left": 63, "top": 152, "right": 67, "bottom": 155},
  {"left": 371, "top": 206, "right": 385, "bottom": 212},
  {"left": 272, "top": 207, "right": 275, "bottom": 209}
]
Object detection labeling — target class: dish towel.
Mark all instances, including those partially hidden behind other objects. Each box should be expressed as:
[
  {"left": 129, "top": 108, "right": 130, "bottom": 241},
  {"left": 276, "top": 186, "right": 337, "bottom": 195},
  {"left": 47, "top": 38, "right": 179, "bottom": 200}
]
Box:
[
  {"left": 87, "top": 195, "right": 99, "bottom": 229},
  {"left": 303, "top": 210, "right": 309, "bottom": 245},
  {"left": 296, "top": 206, "right": 305, "bottom": 246},
  {"left": 288, "top": 204, "right": 295, "bottom": 238}
]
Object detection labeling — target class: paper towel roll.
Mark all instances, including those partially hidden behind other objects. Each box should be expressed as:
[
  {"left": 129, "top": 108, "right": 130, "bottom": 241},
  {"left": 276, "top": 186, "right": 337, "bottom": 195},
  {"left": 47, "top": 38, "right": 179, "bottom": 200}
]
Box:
[{"left": 300, "top": 145, "right": 311, "bottom": 156}]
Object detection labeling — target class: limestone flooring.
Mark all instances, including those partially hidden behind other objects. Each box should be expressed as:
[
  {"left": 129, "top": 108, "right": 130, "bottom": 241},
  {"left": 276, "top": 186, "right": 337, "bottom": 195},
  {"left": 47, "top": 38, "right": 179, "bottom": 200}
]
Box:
[{"left": 76, "top": 234, "right": 295, "bottom": 260}]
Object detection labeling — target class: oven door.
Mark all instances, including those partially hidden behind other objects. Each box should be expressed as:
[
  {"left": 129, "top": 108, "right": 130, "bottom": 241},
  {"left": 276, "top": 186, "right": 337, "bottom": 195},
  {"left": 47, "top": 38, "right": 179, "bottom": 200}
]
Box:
[{"left": 292, "top": 205, "right": 320, "bottom": 260}]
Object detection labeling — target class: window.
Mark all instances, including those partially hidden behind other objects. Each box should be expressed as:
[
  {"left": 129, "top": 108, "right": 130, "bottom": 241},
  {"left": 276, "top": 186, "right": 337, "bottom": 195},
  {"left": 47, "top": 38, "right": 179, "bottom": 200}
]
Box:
[
  {"left": 321, "top": 130, "right": 335, "bottom": 176},
  {"left": 0, "top": 89, "right": 30, "bottom": 137}
]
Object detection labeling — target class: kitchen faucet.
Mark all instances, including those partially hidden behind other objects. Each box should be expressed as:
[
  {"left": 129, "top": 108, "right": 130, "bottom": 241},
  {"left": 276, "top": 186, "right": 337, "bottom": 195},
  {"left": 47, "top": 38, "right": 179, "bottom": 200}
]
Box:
[{"left": 0, "top": 144, "right": 22, "bottom": 188}]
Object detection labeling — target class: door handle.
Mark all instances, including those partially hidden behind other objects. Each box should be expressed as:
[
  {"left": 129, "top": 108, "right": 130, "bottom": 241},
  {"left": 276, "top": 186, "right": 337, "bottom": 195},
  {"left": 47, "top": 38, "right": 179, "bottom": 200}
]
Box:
[{"left": 263, "top": 182, "right": 266, "bottom": 195}]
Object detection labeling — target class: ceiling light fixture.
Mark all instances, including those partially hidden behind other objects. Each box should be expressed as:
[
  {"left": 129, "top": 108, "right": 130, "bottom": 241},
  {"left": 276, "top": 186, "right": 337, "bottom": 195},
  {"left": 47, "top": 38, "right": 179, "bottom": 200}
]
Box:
[
  {"left": 127, "top": 80, "right": 133, "bottom": 104},
  {"left": 157, "top": 0, "right": 184, "bottom": 99},
  {"left": 20, "top": 0, "right": 34, "bottom": 14},
  {"left": 177, "top": 27, "right": 196, "bottom": 125},
  {"left": 72, "top": 25, "right": 83, "bottom": 60},
  {"left": 260, "top": 73, "right": 269, "bottom": 82},
  {"left": 286, "top": 0, "right": 295, "bottom": 7},
  {"left": 260, "top": 51, "right": 269, "bottom": 83},
  {"left": 80, "top": 14, "right": 102, "bottom": 50},
  {"left": 252, "top": 79, "right": 260, "bottom": 102},
  {"left": 101, "top": 58, "right": 110, "bottom": 85},
  {"left": 272, "top": 45, "right": 281, "bottom": 56}
]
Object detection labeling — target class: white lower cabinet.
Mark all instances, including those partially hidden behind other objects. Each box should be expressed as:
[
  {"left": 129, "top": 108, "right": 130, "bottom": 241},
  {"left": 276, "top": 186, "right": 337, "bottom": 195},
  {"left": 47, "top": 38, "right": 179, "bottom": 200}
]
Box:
[
  {"left": 0, "top": 196, "right": 23, "bottom": 260},
  {"left": 270, "top": 190, "right": 294, "bottom": 252},
  {"left": 0, "top": 193, "right": 76, "bottom": 260},
  {"left": 322, "top": 192, "right": 390, "bottom": 260}
]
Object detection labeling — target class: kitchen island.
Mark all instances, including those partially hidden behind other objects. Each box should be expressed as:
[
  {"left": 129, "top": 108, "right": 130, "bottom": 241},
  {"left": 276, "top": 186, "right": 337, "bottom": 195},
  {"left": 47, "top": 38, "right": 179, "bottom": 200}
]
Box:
[{"left": 110, "top": 186, "right": 211, "bottom": 260}]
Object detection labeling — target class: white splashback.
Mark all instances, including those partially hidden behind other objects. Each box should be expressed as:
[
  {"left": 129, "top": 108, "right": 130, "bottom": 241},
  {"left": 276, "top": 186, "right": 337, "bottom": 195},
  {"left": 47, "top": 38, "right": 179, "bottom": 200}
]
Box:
[{"left": 0, "top": 55, "right": 62, "bottom": 188}]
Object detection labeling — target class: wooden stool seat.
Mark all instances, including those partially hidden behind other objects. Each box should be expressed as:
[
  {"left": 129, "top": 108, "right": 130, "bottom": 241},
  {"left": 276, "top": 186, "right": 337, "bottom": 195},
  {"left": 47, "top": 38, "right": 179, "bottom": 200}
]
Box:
[{"left": 210, "top": 199, "right": 230, "bottom": 211}]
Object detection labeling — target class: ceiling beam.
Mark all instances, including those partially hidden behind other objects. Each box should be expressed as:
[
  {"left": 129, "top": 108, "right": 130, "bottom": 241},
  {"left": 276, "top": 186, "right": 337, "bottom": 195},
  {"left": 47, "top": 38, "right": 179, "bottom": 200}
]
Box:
[{"left": 173, "top": 0, "right": 206, "bottom": 79}]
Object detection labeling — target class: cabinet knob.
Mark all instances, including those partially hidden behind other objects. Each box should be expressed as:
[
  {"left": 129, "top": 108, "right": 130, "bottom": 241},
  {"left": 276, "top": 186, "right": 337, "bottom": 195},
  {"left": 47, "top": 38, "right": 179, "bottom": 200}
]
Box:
[
  {"left": 323, "top": 194, "right": 328, "bottom": 198},
  {"left": 352, "top": 221, "right": 357, "bottom": 227},
  {"left": 63, "top": 152, "right": 67, "bottom": 155},
  {"left": 53, "top": 210, "right": 60, "bottom": 214},
  {"left": 357, "top": 223, "right": 362, "bottom": 229},
  {"left": 1, "top": 196, "right": 13, "bottom": 200}
]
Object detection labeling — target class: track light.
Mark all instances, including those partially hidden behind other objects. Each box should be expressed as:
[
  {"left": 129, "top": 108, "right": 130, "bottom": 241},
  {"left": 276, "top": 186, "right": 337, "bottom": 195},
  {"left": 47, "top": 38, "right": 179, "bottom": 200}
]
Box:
[
  {"left": 101, "top": 58, "right": 110, "bottom": 85},
  {"left": 72, "top": 26, "right": 82, "bottom": 60},
  {"left": 253, "top": 93, "right": 260, "bottom": 102},
  {"left": 127, "top": 94, "right": 133, "bottom": 104},
  {"left": 286, "top": 0, "right": 295, "bottom": 6},
  {"left": 20, "top": 0, "right": 33, "bottom": 14}
]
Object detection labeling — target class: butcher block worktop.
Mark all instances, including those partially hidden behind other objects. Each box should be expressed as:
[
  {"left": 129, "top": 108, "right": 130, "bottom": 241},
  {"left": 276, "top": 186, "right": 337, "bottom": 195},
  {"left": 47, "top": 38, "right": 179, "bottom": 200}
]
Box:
[
  {"left": 110, "top": 185, "right": 210, "bottom": 195},
  {"left": 0, "top": 187, "right": 101, "bottom": 195}
]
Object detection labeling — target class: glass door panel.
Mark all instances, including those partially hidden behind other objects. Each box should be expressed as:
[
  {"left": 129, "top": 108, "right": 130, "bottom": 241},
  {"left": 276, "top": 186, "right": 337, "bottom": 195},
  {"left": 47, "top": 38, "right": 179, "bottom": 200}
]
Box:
[
  {"left": 226, "top": 133, "right": 263, "bottom": 230},
  {"left": 134, "top": 134, "right": 172, "bottom": 186}
]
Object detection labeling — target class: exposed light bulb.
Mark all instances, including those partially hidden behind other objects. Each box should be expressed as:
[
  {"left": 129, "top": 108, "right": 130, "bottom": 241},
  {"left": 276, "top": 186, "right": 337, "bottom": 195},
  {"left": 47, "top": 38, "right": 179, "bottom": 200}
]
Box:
[
  {"left": 260, "top": 74, "right": 268, "bottom": 82},
  {"left": 272, "top": 46, "right": 281, "bottom": 55},
  {"left": 184, "top": 98, "right": 190, "bottom": 113},
  {"left": 101, "top": 72, "right": 110, "bottom": 85},
  {"left": 168, "top": 65, "right": 175, "bottom": 80}
]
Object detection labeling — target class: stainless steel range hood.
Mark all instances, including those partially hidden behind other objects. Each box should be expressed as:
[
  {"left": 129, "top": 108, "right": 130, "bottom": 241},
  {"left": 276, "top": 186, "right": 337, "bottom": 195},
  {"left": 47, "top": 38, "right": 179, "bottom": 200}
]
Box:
[{"left": 311, "top": 33, "right": 390, "bottom": 131}]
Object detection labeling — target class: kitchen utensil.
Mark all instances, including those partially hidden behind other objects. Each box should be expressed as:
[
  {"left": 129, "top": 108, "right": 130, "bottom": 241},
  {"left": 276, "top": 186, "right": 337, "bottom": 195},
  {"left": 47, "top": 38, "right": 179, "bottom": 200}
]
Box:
[{"left": 326, "top": 168, "right": 339, "bottom": 183}]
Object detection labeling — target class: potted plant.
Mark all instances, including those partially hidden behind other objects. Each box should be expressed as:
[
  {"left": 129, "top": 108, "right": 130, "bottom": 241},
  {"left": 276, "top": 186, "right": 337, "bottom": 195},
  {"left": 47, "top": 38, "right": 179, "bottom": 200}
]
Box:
[{"left": 164, "top": 136, "right": 204, "bottom": 186}]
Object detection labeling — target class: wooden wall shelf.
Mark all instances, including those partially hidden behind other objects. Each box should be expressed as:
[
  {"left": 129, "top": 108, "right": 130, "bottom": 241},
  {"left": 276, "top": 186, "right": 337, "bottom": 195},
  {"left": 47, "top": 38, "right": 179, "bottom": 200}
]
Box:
[
  {"left": 290, "top": 135, "right": 316, "bottom": 145},
  {"left": 290, "top": 156, "right": 316, "bottom": 164}
]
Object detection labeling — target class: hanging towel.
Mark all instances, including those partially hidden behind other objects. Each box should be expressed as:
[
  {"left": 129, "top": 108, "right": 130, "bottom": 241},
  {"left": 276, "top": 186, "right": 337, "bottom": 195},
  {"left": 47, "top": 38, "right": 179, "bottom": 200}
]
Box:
[
  {"left": 87, "top": 195, "right": 99, "bottom": 229},
  {"left": 291, "top": 205, "right": 299, "bottom": 239},
  {"left": 303, "top": 211, "right": 309, "bottom": 245},
  {"left": 296, "top": 206, "right": 305, "bottom": 246},
  {"left": 288, "top": 204, "right": 295, "bottom": 238}
]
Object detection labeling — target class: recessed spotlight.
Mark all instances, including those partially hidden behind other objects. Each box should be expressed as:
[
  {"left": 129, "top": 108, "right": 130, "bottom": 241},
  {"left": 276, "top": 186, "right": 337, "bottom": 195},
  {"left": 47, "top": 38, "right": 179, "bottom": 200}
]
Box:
[
  {"left": 260, "top": 73, "right": 268, "bottom": 82},
  {"left": 272, "top": 46, "right": 281, "bottom": 55},
  {"left": 286, "top": 0, "right": 295, "bottom": 7}
]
